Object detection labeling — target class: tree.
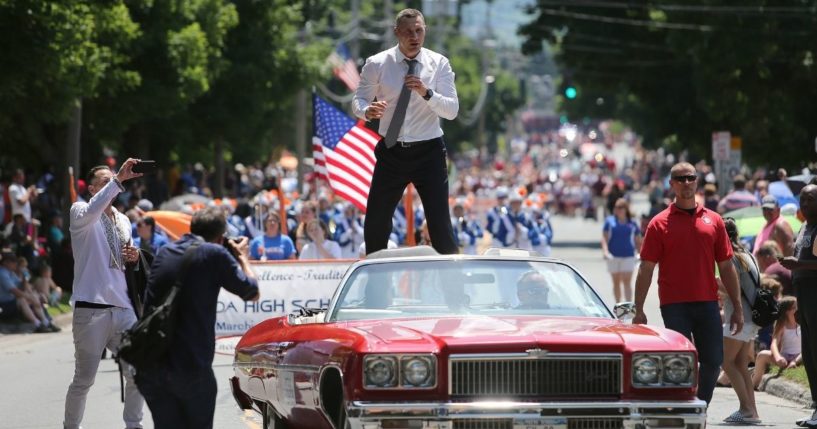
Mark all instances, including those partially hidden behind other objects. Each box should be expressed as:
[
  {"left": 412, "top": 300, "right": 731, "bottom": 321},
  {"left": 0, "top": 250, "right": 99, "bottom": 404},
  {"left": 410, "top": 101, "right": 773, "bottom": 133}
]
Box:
[
  {"left": 0, "top": 0, "right": 140, "bottom": 166},
  {"left": 520, "top": 0, "right": 817, "bottom": 167}
]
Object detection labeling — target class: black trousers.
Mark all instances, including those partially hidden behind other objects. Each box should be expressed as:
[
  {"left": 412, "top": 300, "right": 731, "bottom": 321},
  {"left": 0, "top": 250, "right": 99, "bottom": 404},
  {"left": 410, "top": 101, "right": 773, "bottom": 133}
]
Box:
[
  {"left": 364, "top": 137, "right": 458, "bottom": 255},
  {"left": 797, "top": 283, "right": 817, "bottom": 402}
]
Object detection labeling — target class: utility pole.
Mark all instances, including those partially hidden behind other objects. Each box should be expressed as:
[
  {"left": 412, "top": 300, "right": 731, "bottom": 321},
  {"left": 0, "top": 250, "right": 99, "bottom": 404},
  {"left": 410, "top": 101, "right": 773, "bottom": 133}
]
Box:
[
  {"left": 214, "top": 140, "right": 225, "bottom": 198},
  {"left": 64, "top": 99, "right": 81, "bottom": 219},
  {"left": 478, "top": 0, "right": 495, "bottom": 153},
  {"left": 351, "top": 0, "right": 360, "bottom": 60},
  {"left": 383, "top": 0, "right": 394, "bottom": 48}
]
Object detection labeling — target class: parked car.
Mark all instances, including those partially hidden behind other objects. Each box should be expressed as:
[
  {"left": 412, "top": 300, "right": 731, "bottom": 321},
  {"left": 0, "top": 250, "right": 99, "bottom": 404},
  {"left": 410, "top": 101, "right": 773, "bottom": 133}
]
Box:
[{"left": 231, "top": 247, "right": 706, "bottom": 429}]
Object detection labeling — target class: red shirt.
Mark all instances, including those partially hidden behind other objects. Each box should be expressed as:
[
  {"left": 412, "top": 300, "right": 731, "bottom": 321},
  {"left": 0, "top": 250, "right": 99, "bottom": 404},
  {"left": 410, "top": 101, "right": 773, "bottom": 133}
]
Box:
[{"left": 640, "top": 203, "right": 733, "bottom": 306}]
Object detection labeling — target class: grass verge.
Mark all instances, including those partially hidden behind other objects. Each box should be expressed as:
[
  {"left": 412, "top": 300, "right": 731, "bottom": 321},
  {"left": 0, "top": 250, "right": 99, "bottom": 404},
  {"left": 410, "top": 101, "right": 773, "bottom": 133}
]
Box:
[{"left": 779, "top": 366, "right": 810, "bottom": 388}]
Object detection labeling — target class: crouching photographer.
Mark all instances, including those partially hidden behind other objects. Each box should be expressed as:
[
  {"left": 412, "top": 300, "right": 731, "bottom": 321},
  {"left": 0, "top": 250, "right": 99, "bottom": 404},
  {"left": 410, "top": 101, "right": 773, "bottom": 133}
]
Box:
[{"left": 136, "top": 206, "right": 259, "bottom": 429}]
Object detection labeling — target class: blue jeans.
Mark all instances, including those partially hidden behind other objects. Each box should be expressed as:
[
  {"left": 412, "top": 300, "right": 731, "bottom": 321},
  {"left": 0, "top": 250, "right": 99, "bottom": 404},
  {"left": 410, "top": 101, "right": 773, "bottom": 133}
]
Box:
[
  {"left": 660, "top": 301, "right": 723, "bottom": 404},
  {"left": 136, "top": 366, "right": 217, "bottom": 429}
]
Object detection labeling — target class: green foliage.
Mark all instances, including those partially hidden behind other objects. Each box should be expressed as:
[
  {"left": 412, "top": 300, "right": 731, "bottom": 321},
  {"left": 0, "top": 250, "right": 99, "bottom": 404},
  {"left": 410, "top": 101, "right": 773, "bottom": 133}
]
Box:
[
  {"left": 0, "top": 0, "right": 525, "bottom": 174},
  {"left": 780, "top": 365, "right": 810, "bottom": 388},
  {"left": 442, "top": 35, "right": 526, "bottom": 151},
  {"left": 520, "top": 0, "right": 817, "bottom": 167}
]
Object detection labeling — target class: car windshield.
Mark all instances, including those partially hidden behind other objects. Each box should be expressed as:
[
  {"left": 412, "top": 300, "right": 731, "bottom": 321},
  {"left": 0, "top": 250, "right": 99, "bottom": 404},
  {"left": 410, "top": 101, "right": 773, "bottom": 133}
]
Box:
[{"left": 329, "top": 259, "right": 611, "bottom": 321}]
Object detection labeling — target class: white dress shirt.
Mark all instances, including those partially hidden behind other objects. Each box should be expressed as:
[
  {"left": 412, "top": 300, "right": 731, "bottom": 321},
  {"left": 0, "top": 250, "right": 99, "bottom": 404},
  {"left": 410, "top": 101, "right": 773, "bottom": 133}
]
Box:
[
  {"left": 69, "top": 179, "right": 133, "bottom": 309},
  {"left": 353, "top": 46, "right": 459, "bottom": 143}
]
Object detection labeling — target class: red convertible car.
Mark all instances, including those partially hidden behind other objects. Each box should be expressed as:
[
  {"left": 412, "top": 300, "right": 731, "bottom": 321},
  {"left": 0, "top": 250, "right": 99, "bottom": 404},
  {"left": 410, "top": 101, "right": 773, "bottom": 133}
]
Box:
[{"left": 231, "top": 247, "right": 706, "bottom": 429}]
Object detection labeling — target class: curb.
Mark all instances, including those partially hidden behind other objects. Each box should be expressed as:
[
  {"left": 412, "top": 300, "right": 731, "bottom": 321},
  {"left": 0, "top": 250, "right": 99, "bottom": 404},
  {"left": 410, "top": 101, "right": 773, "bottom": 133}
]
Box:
[{"left": 760, "top": 372, "right": 813, "bottom": 407}]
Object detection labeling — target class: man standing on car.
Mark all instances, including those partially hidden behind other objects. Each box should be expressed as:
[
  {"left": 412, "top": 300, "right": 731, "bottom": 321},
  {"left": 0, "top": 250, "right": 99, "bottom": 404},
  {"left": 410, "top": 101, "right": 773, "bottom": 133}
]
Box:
[
  {"left": 136, "top": 206, "right": 259, "bottom": 429},
  {"left": 353, "top": 8, "right": 459, "bottom": 255},
  {"left": 64, "top": 159, "right": 145, "bottom": 429},
  {"left": 633, "top": 162, "right": 743, "bottom": 405}
]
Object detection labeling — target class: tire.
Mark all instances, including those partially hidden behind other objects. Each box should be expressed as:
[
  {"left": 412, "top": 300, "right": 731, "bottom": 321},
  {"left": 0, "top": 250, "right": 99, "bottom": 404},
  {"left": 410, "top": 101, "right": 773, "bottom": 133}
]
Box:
[{"left": 263, "top": 403, "right": 286, "bottom": 429}]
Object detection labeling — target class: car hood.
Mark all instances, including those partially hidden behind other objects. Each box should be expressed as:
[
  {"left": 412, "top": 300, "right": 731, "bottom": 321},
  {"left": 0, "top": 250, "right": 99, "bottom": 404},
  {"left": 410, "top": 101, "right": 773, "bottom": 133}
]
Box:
[{"left": 344, "top": 316, "right": 693, "bottom": 354}]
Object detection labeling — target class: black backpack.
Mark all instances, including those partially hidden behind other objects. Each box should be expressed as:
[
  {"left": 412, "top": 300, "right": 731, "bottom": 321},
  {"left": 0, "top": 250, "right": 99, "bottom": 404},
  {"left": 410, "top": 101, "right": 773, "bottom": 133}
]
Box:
[
  {"left": 748, "top": 287, "right": 780, "bottom": 328},
  {"left": 117, "top": 244, "right": 198, "bottom": 370},
  {"left": 739, "top": 254, "right": 779, "bottom": 328}
]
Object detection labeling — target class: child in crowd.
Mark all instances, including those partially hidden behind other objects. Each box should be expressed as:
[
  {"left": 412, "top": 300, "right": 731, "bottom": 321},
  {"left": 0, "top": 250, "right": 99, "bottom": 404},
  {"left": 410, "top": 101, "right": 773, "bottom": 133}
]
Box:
[
  {"left": 32, "top": 263, "right": 62, "bottom": 307},
  {"left": 752, "top": 296, "right": 801, "bottom": 389}
]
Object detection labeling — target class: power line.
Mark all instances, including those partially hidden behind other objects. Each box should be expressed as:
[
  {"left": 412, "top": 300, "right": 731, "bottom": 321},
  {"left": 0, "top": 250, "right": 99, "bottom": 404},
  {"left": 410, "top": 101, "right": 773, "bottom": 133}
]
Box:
[
  {"left": 536, "top": 25, "right": 673, "bottom": 52},
  {"left": 538, "top": 0, "right": 817, "bottom": 16},
  {"left": 537, "top": 8, "right": 713, "bottom": 31},
  {"left": 532, "top": 7, "right": 817, "bottom": 36}
]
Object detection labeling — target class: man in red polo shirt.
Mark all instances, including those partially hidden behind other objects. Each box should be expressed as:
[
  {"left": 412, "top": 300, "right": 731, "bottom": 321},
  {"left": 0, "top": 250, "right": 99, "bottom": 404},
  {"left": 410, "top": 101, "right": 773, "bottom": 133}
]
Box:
[{"left": 633, "top": 162, "right": 743, "bottom": 405}]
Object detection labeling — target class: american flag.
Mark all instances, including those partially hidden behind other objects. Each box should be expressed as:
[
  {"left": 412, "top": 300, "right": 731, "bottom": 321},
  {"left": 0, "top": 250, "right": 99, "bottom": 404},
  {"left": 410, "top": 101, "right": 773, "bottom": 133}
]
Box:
[
  {"left": 312, "top": 94, "right": 380, "bottom": 212},
  {"left": 327, "top": 43, "right": 360, "bottom": 91}
]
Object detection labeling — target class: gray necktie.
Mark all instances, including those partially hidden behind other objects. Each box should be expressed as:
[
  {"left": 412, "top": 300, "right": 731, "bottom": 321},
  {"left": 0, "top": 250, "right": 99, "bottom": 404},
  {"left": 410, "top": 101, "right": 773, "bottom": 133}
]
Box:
[{"left": 384, "top": 59, "right": 418, "bottom": 148}]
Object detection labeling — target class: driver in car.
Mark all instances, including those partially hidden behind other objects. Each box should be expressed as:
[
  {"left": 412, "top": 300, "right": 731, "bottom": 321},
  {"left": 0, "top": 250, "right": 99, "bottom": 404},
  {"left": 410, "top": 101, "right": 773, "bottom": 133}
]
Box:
[{"left": 515, "top": 271, "right": 551, "bottom": 309}]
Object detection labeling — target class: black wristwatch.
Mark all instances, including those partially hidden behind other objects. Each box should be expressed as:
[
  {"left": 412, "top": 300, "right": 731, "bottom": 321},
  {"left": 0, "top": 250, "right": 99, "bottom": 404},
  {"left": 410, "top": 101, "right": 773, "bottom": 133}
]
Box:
[{"left": 423, "top": 88, "right": 433, "bottom": 101}]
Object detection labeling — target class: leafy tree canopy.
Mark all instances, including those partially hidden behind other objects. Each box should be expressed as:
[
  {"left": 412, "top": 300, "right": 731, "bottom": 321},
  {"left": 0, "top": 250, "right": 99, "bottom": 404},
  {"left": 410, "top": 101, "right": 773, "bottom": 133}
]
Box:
[{"left": 519, "top": 0, "right": 817, "bottom": 167}]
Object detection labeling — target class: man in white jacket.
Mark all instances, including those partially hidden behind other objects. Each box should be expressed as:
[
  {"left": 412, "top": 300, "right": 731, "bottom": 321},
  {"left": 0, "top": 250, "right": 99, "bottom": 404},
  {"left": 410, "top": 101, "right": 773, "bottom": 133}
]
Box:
[{"left": 63, "top": 158, "right": 145, "bottom": 429}]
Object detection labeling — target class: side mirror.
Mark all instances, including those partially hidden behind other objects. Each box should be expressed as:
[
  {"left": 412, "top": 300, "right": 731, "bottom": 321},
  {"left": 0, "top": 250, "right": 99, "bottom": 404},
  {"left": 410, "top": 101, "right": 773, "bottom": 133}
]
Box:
[{"left": 613, "top": 301, "right": 635, "bottom": 319}]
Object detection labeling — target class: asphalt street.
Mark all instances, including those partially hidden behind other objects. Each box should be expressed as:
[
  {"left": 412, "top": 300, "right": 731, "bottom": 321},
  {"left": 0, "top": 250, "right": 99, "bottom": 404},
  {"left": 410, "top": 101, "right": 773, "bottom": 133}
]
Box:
[{"left": 0, "top": 205, "right": 812, "bottom": 428}]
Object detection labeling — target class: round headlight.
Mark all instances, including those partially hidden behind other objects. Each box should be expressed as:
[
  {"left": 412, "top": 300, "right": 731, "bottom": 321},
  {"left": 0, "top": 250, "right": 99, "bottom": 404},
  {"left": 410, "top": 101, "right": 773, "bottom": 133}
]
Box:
[
  {"left": 365, "top": 357, "right": 396, "bottom": 387},
  {"left": 663, "top": 356, "right": 692, "bottom": 384},
  {"left": 633, "top": 356, "right": 659, "bottom": 384},
  {"left": 402, "top": 358, "right": 431, "bottom": 386}
]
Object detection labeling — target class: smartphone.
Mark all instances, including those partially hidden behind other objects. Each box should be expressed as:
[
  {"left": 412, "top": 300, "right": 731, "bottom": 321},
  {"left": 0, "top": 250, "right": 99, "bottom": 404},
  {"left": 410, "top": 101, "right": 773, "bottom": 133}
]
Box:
[{"left": 132, "top": 160, "right": 158, "bottom": 174}]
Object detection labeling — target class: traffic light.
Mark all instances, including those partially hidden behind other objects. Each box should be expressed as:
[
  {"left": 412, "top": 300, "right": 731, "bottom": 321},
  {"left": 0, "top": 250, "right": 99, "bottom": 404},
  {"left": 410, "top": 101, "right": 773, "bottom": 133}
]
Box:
[{"left": 564, "top": 86, "right": 577, "bottom": 99}]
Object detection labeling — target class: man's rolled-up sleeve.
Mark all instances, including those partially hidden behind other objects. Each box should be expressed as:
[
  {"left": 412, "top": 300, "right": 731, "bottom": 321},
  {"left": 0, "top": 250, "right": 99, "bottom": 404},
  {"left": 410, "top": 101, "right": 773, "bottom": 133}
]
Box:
[
  {"left": 426, "top": 57, "right": 458, "bottom": 120},
  {"left": 352, "top": 58, "right": 379, "bottom": 121}
]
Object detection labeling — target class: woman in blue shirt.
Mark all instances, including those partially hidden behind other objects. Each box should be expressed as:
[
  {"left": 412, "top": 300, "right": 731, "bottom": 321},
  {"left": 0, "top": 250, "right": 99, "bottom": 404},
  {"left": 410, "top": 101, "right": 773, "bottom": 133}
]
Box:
[
  {"left": 601, "top": 198, "right": 642, "bottom": 302},
  {"left": 249, "top": 212, "right": 296, "bottom": 260}
]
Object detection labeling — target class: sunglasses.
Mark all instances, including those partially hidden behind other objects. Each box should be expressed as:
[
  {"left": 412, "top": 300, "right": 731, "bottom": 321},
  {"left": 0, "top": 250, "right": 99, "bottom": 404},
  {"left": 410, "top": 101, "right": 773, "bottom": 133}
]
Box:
[{"left": 672, "top": 175, "right": 697, "bottom": 183}]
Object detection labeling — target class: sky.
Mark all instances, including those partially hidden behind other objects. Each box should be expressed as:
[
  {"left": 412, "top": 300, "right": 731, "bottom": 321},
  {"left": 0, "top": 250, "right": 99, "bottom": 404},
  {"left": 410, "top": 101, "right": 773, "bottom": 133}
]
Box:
[{"left": 460, "top": 0, "right": 536, "bottom": 47}]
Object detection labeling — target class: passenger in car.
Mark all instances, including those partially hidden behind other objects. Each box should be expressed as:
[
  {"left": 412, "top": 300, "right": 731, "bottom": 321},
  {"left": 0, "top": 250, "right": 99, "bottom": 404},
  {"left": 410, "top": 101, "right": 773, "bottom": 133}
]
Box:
[{"left": 515, "top": 271, "right": 550, "bottom": 309}]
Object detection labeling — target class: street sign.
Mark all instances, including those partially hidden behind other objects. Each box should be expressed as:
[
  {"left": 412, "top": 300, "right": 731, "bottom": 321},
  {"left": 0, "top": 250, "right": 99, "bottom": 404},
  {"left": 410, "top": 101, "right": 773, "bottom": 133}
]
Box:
[
  {"left": 728, "top": 136, "right": 742, "bottom": 178},
  {"left": 712, "top": 131, "right": 730, "bottom": 161}
]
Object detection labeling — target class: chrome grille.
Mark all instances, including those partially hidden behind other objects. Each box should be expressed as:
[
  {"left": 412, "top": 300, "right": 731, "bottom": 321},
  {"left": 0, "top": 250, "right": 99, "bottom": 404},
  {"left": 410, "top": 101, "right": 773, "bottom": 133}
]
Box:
[
  {"left": 570, "top": 418, "right": 624, "bottom": 429},
  {"left": 452, "top": 419, "right": 623, "bottom": 429},
  {"left": 454, "top": 420, "right": 511, "bottom": 429},
  {"left": 450, "top": 354, "right": 621, "bottom": 397}
]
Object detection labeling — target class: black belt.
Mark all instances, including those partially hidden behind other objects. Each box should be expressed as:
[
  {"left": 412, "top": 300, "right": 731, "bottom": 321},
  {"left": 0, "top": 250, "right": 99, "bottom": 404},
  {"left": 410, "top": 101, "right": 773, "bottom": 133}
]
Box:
[
  {"left": 393, "top": 137, "right": 441, "bottom": 148},
  {"left": 75, "top": 301, "right": 115, "bottom": 309}
]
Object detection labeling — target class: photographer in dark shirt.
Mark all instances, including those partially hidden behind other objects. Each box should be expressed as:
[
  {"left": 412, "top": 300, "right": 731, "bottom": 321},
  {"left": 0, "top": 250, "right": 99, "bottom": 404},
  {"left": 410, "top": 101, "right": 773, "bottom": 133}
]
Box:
[{"left": 136, "top": 206, "right": 259, "bottom": 429}]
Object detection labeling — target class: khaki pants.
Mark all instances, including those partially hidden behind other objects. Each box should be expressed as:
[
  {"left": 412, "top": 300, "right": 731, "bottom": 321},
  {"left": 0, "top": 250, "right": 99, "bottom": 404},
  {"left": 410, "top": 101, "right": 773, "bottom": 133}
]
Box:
[{"left": 64, "top": 307, "right": 144, "bottom": 429}]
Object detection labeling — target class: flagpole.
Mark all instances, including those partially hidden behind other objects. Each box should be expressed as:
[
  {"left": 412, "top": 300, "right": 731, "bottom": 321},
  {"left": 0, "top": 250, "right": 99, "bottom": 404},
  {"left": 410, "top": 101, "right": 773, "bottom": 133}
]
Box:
[
  {"left": 405, "top": 184, "right": 415, "bottom": 246},
  {"left": 278, "top": 169, "right": 288, "bottom": 235}
]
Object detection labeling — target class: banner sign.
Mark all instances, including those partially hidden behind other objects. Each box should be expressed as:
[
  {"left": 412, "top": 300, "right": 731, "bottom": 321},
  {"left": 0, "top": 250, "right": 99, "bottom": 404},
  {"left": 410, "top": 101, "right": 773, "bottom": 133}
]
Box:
[{"left": 215, "top": 260, "right": 355, "bottom": 336}]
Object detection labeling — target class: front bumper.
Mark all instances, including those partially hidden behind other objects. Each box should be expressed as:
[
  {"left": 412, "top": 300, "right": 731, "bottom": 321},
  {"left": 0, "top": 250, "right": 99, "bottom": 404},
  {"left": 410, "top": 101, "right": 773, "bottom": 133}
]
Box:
[{"left": 347, "top": 399, "right": 707, "bottom": 429}]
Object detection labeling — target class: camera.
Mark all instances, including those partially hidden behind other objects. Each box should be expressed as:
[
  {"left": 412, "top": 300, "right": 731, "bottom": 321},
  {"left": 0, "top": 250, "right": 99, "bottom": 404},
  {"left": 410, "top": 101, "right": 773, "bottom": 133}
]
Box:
[
  {"left": 223, "top": 236, "right": 242, "bottom": 259},
  {"left": 132, "top": 160, "right": 158, "bottom": 174}
]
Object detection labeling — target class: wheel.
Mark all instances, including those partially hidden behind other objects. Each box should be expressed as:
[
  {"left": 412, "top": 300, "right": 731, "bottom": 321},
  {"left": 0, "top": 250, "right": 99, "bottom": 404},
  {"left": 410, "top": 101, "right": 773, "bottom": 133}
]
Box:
[{"left": 262, "top": 403, "right": 286, "bottom": 429}]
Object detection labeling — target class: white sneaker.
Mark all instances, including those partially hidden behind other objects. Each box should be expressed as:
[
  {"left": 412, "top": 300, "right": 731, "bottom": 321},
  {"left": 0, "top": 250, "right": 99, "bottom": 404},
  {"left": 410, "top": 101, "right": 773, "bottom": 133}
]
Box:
[{"left": 796, "top": 409, "right": 817, "bottom": 427}]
